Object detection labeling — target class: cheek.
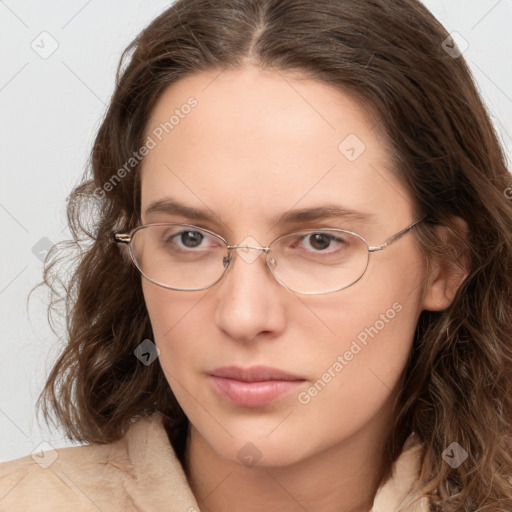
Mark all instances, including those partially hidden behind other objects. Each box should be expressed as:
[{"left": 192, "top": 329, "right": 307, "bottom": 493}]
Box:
[
  {"left": 320, "top": 300, "right": 415, "bottom": 399},
  {"left": 141, "top": 281, "right": 213, "bottom": 374},
  {"left": 299, "top": 257, "right": 424, "bottom": 430},
  {"left": 300, "top": 308, "right": 415, "bottom": 451}
]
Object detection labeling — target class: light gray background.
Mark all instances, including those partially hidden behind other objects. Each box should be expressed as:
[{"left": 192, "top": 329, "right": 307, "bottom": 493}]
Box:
[{"left": 1, "top": 0, "right": 511, "bottom": 462}]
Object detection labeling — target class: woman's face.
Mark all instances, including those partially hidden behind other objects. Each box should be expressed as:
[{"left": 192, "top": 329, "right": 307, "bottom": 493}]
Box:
[{"left": 139, "top": 66, "right": 434, "bottom": 466}]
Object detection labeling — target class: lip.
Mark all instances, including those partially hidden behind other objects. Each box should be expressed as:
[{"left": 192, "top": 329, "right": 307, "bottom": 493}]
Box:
[
  {"left": 210, "top": 365, "right": 305, "bottom": 382},
  {"left": 209, "top": 366, "right": 306, "bottom": 408}
]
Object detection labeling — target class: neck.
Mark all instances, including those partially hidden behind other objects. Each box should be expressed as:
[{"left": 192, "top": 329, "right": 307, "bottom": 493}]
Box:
[{"left": 183, "top": 419, "right": 391, "bottom": 512}]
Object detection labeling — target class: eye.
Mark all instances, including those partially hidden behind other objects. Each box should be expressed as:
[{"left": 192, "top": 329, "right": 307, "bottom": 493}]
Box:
[
  {"left": 176, "top": 230, "right": 205, "bottom": 248},
  {"left": 298, "top": 232, "right": 349, "bottom": 252},
  {"left": 306, "top": 233, "right": 334, "bottom": 251},
  {"left": 161, "top": 227, "right": 218, "bottom": 251}
]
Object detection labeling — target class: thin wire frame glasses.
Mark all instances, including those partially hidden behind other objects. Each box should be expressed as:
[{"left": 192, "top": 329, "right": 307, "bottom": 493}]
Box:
[{"left": 113, "top": 218, "right": 425, "bottom": 295}]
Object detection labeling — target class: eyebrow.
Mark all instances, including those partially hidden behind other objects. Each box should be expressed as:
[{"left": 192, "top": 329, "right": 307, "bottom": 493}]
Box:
[{"left": 144, "top": 198, "right": 375, "bottom": 225}]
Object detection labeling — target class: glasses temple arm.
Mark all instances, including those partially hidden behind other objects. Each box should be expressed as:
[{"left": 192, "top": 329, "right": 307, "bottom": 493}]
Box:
[{"left": 368, "top": 218, "right": 425, "bottom": 252}]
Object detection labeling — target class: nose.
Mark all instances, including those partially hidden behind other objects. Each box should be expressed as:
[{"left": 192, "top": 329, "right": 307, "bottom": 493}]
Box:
[{"left": 214, "top": 245, "right": 287, "bottom": 343}]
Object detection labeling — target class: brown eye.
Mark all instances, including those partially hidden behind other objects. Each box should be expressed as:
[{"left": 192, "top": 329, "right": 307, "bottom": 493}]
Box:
[
  {"left": 308, "top": 233, "right": 333, "bottom": 251},
  {"left": 296, "top": 232, "right": 349, "bottom": 253}
]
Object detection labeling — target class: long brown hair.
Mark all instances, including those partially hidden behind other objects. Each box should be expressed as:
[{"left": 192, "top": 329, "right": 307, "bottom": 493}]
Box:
[{"left": 36, "top": 0, "right": 512, "bottom": 509}]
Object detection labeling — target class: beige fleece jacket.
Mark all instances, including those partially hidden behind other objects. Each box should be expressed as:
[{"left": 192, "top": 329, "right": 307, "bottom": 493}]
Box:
[{"left": 0, "top": 413, "right": 429, "bottom": 511}]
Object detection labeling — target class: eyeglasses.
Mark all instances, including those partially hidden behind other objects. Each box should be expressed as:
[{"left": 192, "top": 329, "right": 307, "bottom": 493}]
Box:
[{"left": 113, "top": 218, "right": 425, "bottom": 295}]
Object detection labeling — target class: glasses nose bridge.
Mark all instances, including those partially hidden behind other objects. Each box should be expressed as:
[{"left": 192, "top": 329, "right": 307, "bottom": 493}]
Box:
[
  {"left": 226, "top": 243, "right": 270, "bottom": 254},
  {"left": 223, "top": 243, "right": 274, "bottom": 269}
]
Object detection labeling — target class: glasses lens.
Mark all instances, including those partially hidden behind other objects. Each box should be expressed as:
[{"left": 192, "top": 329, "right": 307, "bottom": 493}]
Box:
[
  {"left": 130, "top": 224, "right": 228, "bottom": 290},
  {"left": 267, "top": 229, "right": 369, "bottom": 294}
]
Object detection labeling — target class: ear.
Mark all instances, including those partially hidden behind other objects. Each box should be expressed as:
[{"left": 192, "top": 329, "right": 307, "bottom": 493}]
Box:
[{"left": 421, "top": 217, "right": 469, "bottom": 312}]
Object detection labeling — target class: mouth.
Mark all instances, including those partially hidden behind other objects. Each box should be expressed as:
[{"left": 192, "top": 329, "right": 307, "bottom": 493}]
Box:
[{"left": 208, "top": 365, "right": 307, "bottom": 408}]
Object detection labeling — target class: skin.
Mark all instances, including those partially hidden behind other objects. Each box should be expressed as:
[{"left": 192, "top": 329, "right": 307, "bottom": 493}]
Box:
[{"left": 138, "top": 66, "right": 459, "bottom": 512}]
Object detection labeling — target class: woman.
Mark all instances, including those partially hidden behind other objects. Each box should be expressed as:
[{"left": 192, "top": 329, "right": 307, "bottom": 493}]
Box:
[{"left": 1, "top": 0, "right": 511, "bottom": 510}]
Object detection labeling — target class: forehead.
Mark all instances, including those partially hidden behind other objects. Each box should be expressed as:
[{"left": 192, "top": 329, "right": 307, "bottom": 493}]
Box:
[{"left": 139, "top": 67, "right": 413, "bottom": 232}]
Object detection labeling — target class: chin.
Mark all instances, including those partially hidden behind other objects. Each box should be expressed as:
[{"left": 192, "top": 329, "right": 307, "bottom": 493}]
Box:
[{"left": 198, "top": 422, "right": 314, "bottom": 468}]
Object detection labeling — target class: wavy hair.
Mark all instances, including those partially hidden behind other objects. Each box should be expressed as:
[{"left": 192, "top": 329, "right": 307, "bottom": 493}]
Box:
[{"left": 36, "top": 0, "right": 512, "bottom": 509}]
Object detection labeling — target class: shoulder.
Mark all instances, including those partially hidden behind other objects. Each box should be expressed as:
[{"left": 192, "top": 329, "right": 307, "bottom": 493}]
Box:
[
  {"left": 2, "top": 418, "right": 429, "bottom": 511},
  {"left": 0, "top": 433, "right": 132, "bottom": 512},
  {"left": 372, "top": 433, "right": 430, "bottom": 512},
  {"left": 0, "top": 413, "right": 200, "bottom": 512}
]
